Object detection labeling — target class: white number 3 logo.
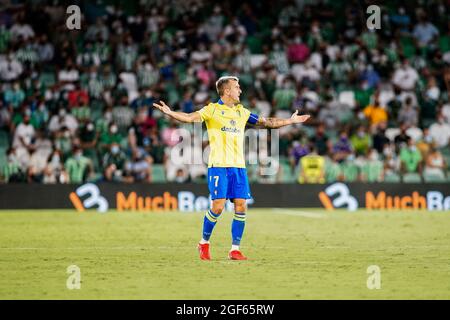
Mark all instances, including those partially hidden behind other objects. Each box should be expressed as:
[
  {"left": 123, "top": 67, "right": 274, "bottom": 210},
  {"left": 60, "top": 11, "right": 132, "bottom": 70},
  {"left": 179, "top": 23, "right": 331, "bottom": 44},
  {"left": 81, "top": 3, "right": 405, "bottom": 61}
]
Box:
[
  {"left": 76, "top": 183, "right": 109, "bottom": 213},
  {"left": 325, "top": 183, "right": 358, "bottom": 211}
]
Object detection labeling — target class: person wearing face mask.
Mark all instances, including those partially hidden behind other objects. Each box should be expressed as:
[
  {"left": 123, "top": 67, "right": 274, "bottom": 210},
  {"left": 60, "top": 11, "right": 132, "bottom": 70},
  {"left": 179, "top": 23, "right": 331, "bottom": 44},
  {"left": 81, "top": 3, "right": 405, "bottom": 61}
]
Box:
[
  {"left": 272, "top": 77, "right": 296, "bottom": 110},
  {"left": 48, "top": 107, "right": 78, "bottom": 134},
  {"left": 124, "top": 148, "right": 152, "bottom": 183},
  {"left": 99, "top": 122, "right": 122, "bottom": 155},
  {"left": 350, "top": 125, "right": 372, "bottom": 156},
  {"left": 363, "top": 96, "right": 388, "bottom": 129},
  {"left": 79, "top": 121, "right": 98, "bottom": 159},
  {"left": 12, "top": 113, "right": 36, "bottom": 153},
  {"left": 64, "top": 146, "right": 93, "bottom": 183},
  {"left": 332, "top": 131, "right": 353, "bottom": 163},
  {"left": 423, "top": 146, "right": 446, "bottom": 180},
  {"left": 415, "top": 127, "right": 433, "bottom": 158},
  {"left": 54, "top": 126, "right": 73, "bottom": 159},
  {"left": 399, "top": 137, "right": 422, "bottom": 174},
  {"left": 103, "top": 143, "right": 127, "bottom": 182},
  {"left": 43, "top": 149, "right": 68, "bottom": 184}
]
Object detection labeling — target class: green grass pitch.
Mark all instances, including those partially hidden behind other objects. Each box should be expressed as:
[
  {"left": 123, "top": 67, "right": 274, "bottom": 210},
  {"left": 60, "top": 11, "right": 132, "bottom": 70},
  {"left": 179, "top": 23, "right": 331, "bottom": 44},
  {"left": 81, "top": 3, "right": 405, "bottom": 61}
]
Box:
[{"left": 0, "top": 209, "right": 449, "bottom": 299}]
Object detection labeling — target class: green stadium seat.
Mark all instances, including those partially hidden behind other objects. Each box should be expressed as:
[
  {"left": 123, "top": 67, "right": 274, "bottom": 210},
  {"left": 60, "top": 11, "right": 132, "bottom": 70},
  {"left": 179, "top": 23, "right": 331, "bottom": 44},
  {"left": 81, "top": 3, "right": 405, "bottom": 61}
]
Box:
[
  {"left": 361, "top": 161, "right": 383, "bottom": 182},
  {"left": 152, "top": 164, "right": 166, "bottom": 183},
  {"left": 423, "top": 172, "right": 446, "bottom": 183},
  {"left": 84, "top": 150, "right": 101, "bottom": 173},
  {"left": 383, "top": 172, "right": 401, "bottom": 183},
  {"left": 402, "top": 172, "right": 422, "bottom": 183},
  {"left": 87, "top": 172, "right": 103, "bottom": 183},
  {"left": 38, "top": 72, "right": 56, "bottom": 88},
  {"left": 0, "top": 130, "right": 10, "bottom": 148},
  {"left": 281, "top": 161, "right": 296, "bottom": 183},
  {"left": 439, "top": 35, "right": 450, "bottom": 53},
  {"left": 0, "top": 151, "right": 7, "bottom": 170},
  {"left": 325, "top": 160, "right": 341, "bottom": 183},
  {"left": 340, "top": 162, "right": 359, "bottom": 182},
  {"left": 400, "top": 36, "right": 416, "bottom": 58},
  {"left": 246, "top": 35, "right": 263, "bottom": 54}
]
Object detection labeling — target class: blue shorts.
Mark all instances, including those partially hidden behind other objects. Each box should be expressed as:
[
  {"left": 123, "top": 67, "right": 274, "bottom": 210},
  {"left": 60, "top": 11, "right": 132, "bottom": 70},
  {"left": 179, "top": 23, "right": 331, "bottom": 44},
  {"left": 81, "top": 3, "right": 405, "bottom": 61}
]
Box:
[{"left": 207, "top": 167, "right": 252, "bottom": 200}]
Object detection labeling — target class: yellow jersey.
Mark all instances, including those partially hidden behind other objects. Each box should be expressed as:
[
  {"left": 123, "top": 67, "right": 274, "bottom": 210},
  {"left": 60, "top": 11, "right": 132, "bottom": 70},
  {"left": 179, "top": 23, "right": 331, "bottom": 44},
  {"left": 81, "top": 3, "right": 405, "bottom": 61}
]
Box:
[
  {"left": 197, "top": 99, "right": 258, "bottom": 168},
  {"left": 298, "top": 154, "right": 325, "bottom": 183}
]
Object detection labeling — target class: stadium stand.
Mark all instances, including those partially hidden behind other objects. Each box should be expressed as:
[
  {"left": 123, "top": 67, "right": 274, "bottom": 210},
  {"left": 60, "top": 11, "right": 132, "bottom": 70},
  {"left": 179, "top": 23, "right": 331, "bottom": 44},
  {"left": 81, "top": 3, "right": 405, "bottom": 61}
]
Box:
[{"left": 0, "top": 0, "right": 448, "bottom": 184}]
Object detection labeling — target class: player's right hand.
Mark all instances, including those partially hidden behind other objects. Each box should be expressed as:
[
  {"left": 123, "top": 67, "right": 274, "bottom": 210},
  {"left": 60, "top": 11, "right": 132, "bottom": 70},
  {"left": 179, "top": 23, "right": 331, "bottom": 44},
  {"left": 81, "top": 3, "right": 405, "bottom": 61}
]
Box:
[{"left": 153, "top": 100, "right": 172, "bottom": 114}]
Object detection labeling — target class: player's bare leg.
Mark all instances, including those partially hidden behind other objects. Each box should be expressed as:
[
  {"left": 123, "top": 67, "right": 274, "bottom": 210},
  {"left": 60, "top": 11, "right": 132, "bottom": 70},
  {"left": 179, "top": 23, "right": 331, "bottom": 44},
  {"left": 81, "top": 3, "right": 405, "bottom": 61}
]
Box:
[
  {"left": 198, "top": 198, "right": 226, "bottom": 260},
  {"left": 229, "top": 198, "right": 248, "bottom": 260}
]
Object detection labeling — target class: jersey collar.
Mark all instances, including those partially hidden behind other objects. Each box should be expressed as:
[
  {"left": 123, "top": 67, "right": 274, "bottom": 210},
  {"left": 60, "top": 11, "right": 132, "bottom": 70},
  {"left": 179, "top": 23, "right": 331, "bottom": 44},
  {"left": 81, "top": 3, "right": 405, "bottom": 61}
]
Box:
[{"left": 217, "top": 98, "right": 238, "bottom": 109}]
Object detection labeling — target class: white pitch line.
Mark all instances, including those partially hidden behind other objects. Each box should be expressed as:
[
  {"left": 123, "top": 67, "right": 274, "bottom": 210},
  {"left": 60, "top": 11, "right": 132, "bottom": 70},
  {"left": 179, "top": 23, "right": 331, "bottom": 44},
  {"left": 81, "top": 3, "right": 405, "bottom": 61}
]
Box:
[
  {"left": 270, "top": 208, "right": 326, "bottom": 219},
  {"left": 0, "top": 246, "right": 288, "bottom": 251}
]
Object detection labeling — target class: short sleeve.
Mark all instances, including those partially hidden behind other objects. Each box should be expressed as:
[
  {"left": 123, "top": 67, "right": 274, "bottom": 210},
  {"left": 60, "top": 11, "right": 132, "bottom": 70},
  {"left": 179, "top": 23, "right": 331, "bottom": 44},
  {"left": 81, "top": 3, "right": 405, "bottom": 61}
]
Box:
[{"left": 197, "top": 103, "right": 215, "bottom": 122}]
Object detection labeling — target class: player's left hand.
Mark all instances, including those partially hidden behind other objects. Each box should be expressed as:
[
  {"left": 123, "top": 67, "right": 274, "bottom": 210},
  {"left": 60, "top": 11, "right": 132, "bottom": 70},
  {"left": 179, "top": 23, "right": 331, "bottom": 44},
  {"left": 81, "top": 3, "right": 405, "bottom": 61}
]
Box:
[{"left": 291, "top": 110, "right": 311, "bottom": 123}]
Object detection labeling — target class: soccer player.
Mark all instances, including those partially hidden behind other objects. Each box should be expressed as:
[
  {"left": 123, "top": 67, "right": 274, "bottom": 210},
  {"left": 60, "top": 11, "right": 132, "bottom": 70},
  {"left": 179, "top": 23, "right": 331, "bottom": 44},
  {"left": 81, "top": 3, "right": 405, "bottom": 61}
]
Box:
[{"left": 153, "top": 76, "right": 310, "bottom": 260}]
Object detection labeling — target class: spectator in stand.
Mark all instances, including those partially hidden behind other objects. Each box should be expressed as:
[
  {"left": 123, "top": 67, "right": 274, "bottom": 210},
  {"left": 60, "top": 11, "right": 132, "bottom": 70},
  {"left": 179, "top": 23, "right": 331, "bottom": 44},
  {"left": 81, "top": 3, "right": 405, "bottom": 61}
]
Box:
[
  {"left": 423, "top": 147, "right": 446, "bottom": 179},
  {"left": 399, "top": 137, "right": 422, "bottom": 174},
  {"left": 289, "top": 138, "right": 309, "bottom": 172},
  {"left": 412, "top": 14, "right": 439, "bottom": 48},
  {"left": 124, "top": 148, "right": 152, "bottom": 183},
  {"left": 13, "top": 111, "right": 36, "bottom": 151},
  {"left": 394, "top": 123, "right": 411, "bottom": 152},
  {"left": 43, "top": 148, "right": 68, "bottom": 184},
  {"left": 350, "top": 125, "right": 372, "bottom": 156},
  {"left": 332, "top": 131, "right": 353, "bottom": 163},
  {"left": 48, "top": 108, "right": 78, "bottom": 135},
  {"left": 392, "top": 58, "right": 419, "bottom": 92},
  {"left": 372, "top": 121, "right": 390, "bottom": 154},
  {"left": 99, "top": 122, "right": 122, "bottom": 155},
  {"left": 310, "top": 124, "right": 330, "bottom": 156},
  {"left": 429, "top": 114, "right": 450, "bottom": 148},
  {"left": 398, "top": 96, "right": 419, "bottom": 127},
  {"left": 64, "top": 146, "right": 93, "bottom": 183},
  {"left": 272, "top": 77, "right": 297, "bottom": 110},
  {"left": 416, "top": 127, "right": 434, "bottom": 158},
  {"left": 298, "top": 148, "right": 325, "bottom": 184},
  {"left": 103, "top": 143, "right": 128, "bottom": 182},
  {"left": 363, "top": 95, "right": 388, "bottom": 129}
]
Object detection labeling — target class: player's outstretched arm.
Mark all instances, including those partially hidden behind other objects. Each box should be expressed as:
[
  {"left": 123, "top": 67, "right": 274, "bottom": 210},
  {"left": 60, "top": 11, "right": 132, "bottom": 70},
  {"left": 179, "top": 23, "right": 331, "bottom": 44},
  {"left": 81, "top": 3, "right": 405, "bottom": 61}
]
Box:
[
  {"left": 256, "top": 110, "right": 311, "bottom": 128},
  {"left": 153, "top": 100, "right": 202, "bottom": 123}
]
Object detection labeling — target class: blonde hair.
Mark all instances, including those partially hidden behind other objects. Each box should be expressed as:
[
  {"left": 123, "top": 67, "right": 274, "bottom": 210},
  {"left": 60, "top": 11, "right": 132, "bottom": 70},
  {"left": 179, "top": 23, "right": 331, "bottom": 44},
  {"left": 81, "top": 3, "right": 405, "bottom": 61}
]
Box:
[{"left": 215, "top": 76, "right": 239, "bottom": 96}]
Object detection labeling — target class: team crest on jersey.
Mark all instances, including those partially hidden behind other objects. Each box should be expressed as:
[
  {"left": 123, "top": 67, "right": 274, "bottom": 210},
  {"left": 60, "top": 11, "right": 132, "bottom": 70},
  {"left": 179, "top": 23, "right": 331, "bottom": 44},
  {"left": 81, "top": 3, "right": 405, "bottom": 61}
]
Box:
[
  {"left": 230, "top": 119, "right": 236, "bottom": 126},
  {"left": 221, "top": 111, "right": 225, "bottom": 115}
]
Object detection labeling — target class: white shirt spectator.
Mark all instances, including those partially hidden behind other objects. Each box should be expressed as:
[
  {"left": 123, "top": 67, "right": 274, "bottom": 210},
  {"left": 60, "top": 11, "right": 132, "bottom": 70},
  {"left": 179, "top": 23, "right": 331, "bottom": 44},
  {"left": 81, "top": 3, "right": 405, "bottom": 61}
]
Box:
[
  {"left": 392, "top": 65, "right": 419, "bottom": 91},
  {"left": 118, "top": 71, "right": 138, "bottom": 101},
  {"left": 0, "top": 55, "right": 23, "bottom": 81},
  {"left": 10, "top": 22, "right": 35, "bottom": 41},
  {"left": 291, "top": 63, "right": 320, "bottom": 82},
  {"left": 13, "top": 122, "right": 35, "bottom": 149},
  {"left": 48, "top": 113, "right": 79, "bottom": 134},
  {"left": 429, "top": 119, "right": 450, "bottom": 148},
  {"left": 190, "top": 47, "right": 212, "bottom": 65},
  {"left": 309, "top": 52, "right": 323, "bottom": 71},
  {"left": 29, "top": 151, "right": 49, "bottom": 174},
  {"left": 58, "top": 68, "right": 79, "bottom": 83},
  {"left": 441, "top": 104, "right": 450, "bottom": 124}
]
